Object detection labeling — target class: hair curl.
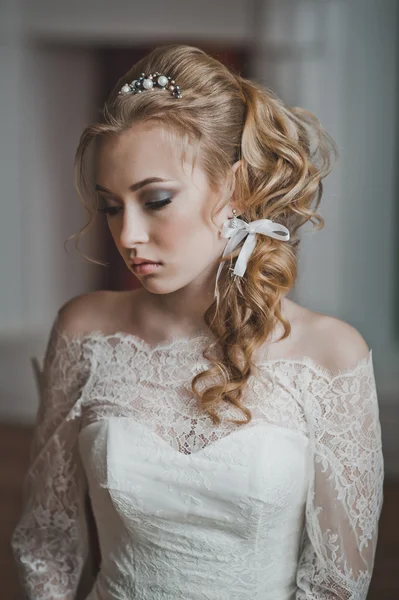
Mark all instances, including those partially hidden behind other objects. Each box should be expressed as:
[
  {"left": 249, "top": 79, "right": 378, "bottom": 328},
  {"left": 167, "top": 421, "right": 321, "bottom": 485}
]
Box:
[{"left": 72, "top": 44, "right": 338, "bottom": 427}]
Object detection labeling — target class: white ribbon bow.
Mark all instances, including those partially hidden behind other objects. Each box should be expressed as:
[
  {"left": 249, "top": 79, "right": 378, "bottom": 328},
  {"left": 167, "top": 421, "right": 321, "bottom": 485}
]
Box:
[{"left": 214, "top": 217, "right": 290, "bottom": 299}]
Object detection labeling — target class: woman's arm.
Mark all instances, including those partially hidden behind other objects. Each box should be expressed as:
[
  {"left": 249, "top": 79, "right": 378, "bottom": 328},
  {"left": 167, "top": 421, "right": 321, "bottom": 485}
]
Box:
[
  {"left": 296, "top": 339, "right": 384, "bottom": 599},
  {"left": 11, "top": 313, "right": 94, "bottom": 600}
]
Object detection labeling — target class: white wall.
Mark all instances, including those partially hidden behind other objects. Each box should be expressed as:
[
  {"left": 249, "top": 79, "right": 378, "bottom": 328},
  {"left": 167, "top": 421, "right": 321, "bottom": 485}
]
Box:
[
  {"left": 252, "top": 0, "right": 347, "bottom": 318},
  {"left": 20, "top": 46, "right": 101, "bottom": 331},
  {"left": 0, "top": 44, "right": 101, "bottom": 421},
  {"left": 340, "top": 1, "right": 399, "bottom": 381},
  {"left": 23, "top": 0, "right": 251, "bottom": 44},
  {"left": 0, "top": 0, "right": 25, "bottom": 329}
]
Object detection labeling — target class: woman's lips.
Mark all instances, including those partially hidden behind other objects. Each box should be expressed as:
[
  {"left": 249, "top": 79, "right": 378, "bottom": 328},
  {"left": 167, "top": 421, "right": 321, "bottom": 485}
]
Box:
[{"left": 131, "top": 262, "right": 162, "bottom": 275}]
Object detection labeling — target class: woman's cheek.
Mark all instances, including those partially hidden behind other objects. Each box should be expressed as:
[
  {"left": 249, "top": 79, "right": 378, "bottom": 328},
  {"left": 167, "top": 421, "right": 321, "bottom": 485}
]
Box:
[{"left": 159, "top": 216, "right": 196, "bottom": 249}]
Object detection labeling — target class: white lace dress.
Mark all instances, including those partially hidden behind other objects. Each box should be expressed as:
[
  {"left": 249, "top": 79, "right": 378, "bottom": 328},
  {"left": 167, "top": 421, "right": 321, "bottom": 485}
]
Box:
[{"left": 11, "top": 314, "right": 384, "bottom": 600}]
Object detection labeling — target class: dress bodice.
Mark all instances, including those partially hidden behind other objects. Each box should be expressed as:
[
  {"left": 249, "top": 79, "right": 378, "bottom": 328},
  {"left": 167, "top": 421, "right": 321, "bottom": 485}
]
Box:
[{"left": 80, "top": 418, "right": 309, "bottom": 600}]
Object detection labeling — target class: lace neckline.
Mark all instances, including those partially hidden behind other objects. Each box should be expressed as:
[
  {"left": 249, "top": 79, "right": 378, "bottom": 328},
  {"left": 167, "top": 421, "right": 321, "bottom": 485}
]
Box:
[
  {"left": 83, "top": 327, "right": 212, "bottom": 353},
  {"left": 56, "top": 323, "right": 373, "bottom": 381}
]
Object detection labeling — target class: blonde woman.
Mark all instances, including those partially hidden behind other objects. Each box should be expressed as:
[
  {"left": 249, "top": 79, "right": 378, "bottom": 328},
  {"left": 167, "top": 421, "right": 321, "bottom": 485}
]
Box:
[{"left": 12, "top": 44, "right": 383, "bottom": 600}]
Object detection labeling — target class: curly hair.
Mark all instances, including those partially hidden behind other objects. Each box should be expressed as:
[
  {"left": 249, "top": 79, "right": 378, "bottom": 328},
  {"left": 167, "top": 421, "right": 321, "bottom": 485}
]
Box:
[{"left": 72, "top": 44, "right": 338, "bottom": 427}]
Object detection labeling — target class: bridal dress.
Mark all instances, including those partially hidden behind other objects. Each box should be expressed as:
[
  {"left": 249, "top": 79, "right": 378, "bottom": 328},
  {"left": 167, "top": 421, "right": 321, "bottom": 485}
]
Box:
[{"left": 11, "top": 313, "right": 384, "bottom": 600}]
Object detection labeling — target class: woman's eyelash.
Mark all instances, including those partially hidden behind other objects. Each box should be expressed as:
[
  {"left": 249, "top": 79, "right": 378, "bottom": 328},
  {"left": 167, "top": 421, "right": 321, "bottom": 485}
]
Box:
[
  {"left": 97, "top": 198, "right": 172, "bottom": 216},
  {"left": 97, "top": 206, "right": 120, "bottom": 216}
]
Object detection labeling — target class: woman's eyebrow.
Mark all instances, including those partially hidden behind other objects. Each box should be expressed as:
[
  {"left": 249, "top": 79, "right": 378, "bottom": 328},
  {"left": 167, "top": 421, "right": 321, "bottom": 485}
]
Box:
[{"left": 94, "top": 177, "right": 172, "bottom": 194}]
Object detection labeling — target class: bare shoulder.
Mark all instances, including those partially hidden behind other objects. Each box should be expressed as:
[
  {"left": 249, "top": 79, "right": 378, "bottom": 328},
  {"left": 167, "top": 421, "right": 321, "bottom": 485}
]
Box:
[
  {"left": 56, "top": 289, "right": 122, "bottom": 336},
  {"left": 303, "top": 309, "right": 371, "bottom": 373}
]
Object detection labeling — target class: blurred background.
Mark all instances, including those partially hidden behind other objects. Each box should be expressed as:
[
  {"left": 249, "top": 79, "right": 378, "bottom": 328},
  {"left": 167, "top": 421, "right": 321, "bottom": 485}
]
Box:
[{"left": 0, "top": 0, "right": 398, "bottom": 597}]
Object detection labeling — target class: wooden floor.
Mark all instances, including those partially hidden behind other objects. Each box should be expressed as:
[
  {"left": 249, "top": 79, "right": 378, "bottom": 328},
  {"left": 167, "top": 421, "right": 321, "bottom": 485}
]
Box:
[{"left": 1, "top": 423, "right": 397, "bottom": 599}]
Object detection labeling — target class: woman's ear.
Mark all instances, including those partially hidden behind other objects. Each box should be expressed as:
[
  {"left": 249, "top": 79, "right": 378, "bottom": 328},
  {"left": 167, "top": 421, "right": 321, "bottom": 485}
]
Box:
[{"left": 231, "top": 159, "right": 242, "bottom": 174}]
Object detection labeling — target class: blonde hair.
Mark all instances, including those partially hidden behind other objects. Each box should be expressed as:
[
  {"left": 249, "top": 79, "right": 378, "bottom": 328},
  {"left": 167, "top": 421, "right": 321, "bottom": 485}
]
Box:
[{"left": 73, "top": 44, "right": 338, "bottom": 426}]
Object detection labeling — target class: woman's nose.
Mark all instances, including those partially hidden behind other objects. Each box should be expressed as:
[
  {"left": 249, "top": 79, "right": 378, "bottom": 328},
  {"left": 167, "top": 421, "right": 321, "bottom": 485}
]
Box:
[{"left": 119, "top": 211, "right": 149, "bottom": 249}]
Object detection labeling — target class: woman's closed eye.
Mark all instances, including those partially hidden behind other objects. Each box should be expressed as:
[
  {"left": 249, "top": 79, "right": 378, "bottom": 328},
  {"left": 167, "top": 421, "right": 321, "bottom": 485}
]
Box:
[{"left": 97, "top": 197, "right": 172, "bottom": 216}]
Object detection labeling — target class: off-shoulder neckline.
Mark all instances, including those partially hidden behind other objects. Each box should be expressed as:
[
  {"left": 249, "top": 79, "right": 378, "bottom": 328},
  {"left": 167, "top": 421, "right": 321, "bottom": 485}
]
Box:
[{"left": 54, "top": 324, "right": 374, "bottom": 381}]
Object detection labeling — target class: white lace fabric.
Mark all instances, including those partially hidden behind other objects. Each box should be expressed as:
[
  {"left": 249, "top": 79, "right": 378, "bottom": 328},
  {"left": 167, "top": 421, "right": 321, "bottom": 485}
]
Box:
[{"left": 11, "top": 315, "right": 384, "bottom": 600}]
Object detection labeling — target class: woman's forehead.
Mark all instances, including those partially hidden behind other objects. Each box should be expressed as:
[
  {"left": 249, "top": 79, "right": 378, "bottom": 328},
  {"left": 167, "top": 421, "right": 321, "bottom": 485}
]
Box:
[{"left": 95, "top": 123, "right": 206, "bottom": 188}]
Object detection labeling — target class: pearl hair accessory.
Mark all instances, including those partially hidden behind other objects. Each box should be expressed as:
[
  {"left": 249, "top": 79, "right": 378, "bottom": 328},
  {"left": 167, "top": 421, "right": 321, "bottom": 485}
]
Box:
[
  {"left": 214, "top": 209, "right": 290, "bottom": 299},
  {"left": 119, "top": 72, "right": 182, "bottom": 99}
]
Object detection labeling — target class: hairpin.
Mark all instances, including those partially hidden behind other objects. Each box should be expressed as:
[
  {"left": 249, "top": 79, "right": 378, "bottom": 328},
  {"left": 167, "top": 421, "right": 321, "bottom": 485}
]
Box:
[{"left": 119, "top": 72, "right": 182, "bottom": 99}]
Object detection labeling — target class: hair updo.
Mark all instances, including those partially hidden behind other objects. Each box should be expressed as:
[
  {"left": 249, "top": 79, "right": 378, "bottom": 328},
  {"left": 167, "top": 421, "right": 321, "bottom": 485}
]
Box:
[{"left": 73, "top": 44, "right": 338, "bottom": 426}]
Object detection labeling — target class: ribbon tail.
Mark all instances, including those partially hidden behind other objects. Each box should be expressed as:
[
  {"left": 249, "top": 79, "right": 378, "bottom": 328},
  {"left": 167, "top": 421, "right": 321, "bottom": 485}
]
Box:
[
  {"left": 214, "top": 262, "right": 224, "bottom": 299},
  {"left": 234, "top": 233, "right": 257, "bottom": 277},
  {"left": 214, "top": 229, "right": 247, "bottom": 299}
]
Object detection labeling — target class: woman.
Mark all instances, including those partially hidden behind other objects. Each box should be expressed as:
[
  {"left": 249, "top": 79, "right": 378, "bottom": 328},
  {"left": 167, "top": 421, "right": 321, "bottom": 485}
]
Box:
[{"left": 11, "top": 44, "right": 384, "bottom": 600}]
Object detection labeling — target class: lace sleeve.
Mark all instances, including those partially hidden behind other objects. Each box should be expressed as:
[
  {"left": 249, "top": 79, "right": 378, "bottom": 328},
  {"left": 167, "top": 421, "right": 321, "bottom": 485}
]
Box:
[
  {"left": 11, "top": 314, "right": 94, "bottom": 600},
  {"left": 296, "top": 350, "right": 384, "bottom": 600}
]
